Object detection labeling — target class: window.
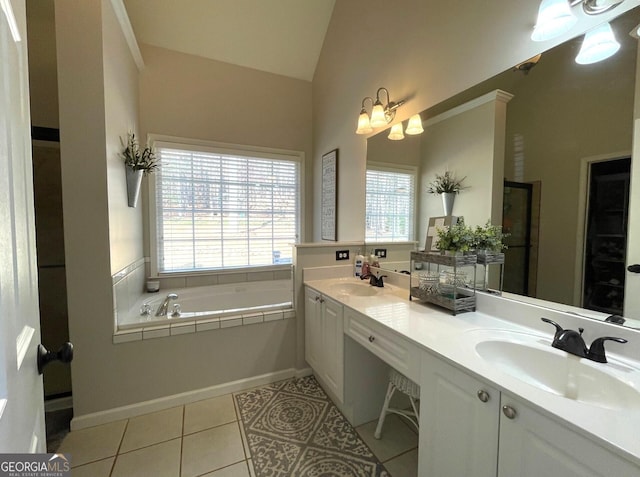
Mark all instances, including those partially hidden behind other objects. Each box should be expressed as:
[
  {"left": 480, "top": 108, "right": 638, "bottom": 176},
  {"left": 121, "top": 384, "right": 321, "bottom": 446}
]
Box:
[
  {"left": 151, "top": 140, "right": 301, "bottom": 273},
  {"left": 365, "top": 164, "right": 416, "bottom": 242}
]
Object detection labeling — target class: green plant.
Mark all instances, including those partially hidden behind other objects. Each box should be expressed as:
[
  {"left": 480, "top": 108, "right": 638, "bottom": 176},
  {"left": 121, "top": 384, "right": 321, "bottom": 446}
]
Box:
[
  {"left": 472, "top": 220, "right": 509, "bottom": 252},
  {"left": 435, "top": 219, "right": 474, "bottom": 252},
  {"left": 426, "top": 171, "right": 467, "bottom": 194},
  {"left": 120, "top": 132, "right": 158, "bottom": 175}
]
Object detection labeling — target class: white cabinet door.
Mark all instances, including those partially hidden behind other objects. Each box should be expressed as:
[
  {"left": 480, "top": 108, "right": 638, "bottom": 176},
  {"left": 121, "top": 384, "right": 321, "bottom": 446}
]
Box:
[
  {"left": 320, "top": 296, "right": 343, "bottom": 399},
  {"left": 419, "top": 352, "right": 499, "bottom": 477},
  {"left": 498, "top": 394, "right": 640, "bottom": 477},
  {"left": 0, "top": 0, "right": 46, "bottom": 452},
  {"left": 304, "top": 287, "right": 322, "bottom": 371}
]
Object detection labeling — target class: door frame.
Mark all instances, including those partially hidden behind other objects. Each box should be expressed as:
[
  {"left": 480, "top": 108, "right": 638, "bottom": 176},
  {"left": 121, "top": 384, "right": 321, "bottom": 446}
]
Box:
[{"left": 574, "top": 151, "right": 632, "bottom": 307}]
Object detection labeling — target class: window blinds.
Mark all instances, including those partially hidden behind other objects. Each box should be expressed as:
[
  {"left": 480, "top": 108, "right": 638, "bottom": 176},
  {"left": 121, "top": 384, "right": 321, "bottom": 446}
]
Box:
[
  {"left": 365, "top": 168, "right": 415, "bottom": 242},
  {"left": 155, "top": 146, "right": 299, "bottom": 272}
]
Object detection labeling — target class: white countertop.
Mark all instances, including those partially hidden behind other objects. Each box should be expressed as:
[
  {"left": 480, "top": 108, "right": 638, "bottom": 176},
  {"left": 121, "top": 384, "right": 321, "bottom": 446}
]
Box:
[{"left": 304, "top": 276, "right": 640, "bottom": 467}]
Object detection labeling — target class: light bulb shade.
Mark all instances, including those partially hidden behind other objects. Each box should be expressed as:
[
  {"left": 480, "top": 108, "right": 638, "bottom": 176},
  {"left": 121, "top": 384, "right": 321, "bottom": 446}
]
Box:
[
  {"left": 531, "top": 0, "right": 577, "bottom": 42},
  {"left": 575, "top": 22, "right": 620, "bottom": 65},
  {"left": 370, "top": 101, "right": 388, "bottom": 128},
  {"left": 356, "top": 110, "right": 373, "bottom": 134},
  {"left": 405, "top": 114, "right": 424, "bottom": 135},
  {"left": 388, "top": 123, "right": 405, "bottom": 140}
]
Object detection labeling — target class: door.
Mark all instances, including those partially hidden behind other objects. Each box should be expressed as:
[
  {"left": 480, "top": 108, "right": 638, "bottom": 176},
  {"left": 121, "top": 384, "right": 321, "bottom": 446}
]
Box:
[
  {"left": 503, "top": 181, "right": 533, "bottom": 295},
  {"left": 419, "top": 352, "right": 499, "bottom": 477},
  {"left": 320, "top": 296, "right": 343, "bottom": 399},
  {"left": 304, "top": 287, "right": 321, "bottom": 371},
  {"left": 582, "top": 159, "right": 630, "bottom": 315},
  {"left": 498, "top": 394, "right": 639, "bottom": 476},
  {"left": 0, "top": 0, "right": 46, "bottom": 452}
]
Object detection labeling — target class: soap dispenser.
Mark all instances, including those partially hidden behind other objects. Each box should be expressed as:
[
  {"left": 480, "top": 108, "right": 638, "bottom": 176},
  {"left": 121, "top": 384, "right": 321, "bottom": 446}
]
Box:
[
  {"left": 354, "top": 251, "right": 364, "bottom": 277},
  {"left": 362, "top": 256, "right": 371, "bottom": 277}
]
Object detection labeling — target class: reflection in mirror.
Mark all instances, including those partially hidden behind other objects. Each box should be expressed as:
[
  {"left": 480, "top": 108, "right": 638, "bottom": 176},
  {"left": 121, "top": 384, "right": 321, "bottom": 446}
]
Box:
[{"left": 366, "top": 7, "right": 640, "bottom": 328}]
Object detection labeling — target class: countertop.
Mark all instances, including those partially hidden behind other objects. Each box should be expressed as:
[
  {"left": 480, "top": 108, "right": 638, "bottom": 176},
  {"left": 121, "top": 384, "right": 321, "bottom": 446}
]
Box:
[{"left": 304, "top": 277, "right": 640, "bottom": 467}]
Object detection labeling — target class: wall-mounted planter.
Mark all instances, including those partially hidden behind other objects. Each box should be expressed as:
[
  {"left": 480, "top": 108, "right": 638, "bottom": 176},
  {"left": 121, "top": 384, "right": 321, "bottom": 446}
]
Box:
[
  {"left": 441, "top": 192, "right": 455, "bottom": 216},
  {"left": 126, "top": 167, "right": 143, "bottom": 207}
]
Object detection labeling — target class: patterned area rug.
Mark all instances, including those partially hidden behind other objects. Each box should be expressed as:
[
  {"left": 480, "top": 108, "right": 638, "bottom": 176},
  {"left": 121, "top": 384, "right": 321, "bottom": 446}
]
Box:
[{"left": 235, "top": 376, "right": 389, "bottom": 476}]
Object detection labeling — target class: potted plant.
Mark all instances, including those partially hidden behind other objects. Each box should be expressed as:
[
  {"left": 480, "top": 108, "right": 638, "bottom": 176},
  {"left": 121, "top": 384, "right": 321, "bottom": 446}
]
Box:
[
  {"left": 472, "top": 220, "right": 508, "bottom": 256},
  {"left": 120, "top": 132, "right": 158, "bottom": 207},
  {"left": 435, "top": 219, "right": 474, "bottom": 255},
  {"left": 426, "top": 171, "right": 467, "bottom": 216}
]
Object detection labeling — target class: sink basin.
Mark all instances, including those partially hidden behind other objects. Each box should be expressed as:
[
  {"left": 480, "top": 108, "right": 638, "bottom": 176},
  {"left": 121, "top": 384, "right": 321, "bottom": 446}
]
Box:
[
  {"left": 329, "top": 282, "right": 379, "bottom": 297},
  {"left": 474, "top": 337, "right": 640, "bottom": 410}
]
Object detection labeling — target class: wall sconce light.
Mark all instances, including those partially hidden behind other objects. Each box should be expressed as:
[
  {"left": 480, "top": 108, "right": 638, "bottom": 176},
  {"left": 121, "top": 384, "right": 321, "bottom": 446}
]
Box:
[
  {"left": 576, "top": 21, "right": 620, "bottom": 63},
  {"left": 405, "top": 114, "right": 424, "bottom": 135},
  {"left": 388, "top": 123, "right": 405, "bottom": 140},
  {"left": 356, "top": 87, "right": 405, "bottom": 134},
  {"left": 531, "top": 0, "right": 624, "bottom": 42},
  {"left": 387, "top": 113, "right": 424, "bottom": 140}
]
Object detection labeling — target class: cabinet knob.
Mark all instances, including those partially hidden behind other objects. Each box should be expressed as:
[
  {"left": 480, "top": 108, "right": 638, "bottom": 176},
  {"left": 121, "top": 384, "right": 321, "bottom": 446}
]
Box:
[
  {"left": 368, "top": 335, "right": 375, "bottom": 343},
  {"left": 628, "top": 264, "right": 640, "bottom": 273},
  {"left": 319, "top": 298, "right": 325, "bottom": 303},
  {"left": 315, "top": 296, "right": 320, "bottom": 302},
  {"left": 477, "top": 389, "right": 490, "bottom": 403},
  {"left": 502, "top": 405, "right": 517, "bottom": 419}
]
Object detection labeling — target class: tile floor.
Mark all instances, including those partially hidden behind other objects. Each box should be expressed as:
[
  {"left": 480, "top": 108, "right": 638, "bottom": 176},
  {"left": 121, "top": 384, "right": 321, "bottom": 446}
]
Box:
[{"left": 56, "top": 384, "right": 418, "bottom": 477}]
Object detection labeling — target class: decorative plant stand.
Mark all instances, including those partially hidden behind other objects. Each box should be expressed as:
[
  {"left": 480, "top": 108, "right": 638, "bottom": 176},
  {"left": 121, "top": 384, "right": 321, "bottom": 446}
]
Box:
[
  {"left": 410, "top": 251, "right": 476, "bottom": 315},
  {"left": 476, "top": 251, "right": 505, "bottom": 294}
]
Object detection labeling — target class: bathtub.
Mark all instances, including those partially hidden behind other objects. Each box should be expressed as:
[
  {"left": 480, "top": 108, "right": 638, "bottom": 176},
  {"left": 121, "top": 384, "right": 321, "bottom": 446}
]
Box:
[{"left": 118, "top": 279, "right": 293, "bottom": 330}]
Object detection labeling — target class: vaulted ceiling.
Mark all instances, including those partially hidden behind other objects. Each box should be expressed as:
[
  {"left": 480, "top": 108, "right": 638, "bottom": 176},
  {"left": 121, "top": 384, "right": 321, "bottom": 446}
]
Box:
[{"left": 123, "top": 0, "right": 336, "bottom": 81}]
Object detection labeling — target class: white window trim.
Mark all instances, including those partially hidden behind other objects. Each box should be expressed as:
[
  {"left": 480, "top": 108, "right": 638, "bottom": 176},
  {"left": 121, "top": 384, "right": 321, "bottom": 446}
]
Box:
[
  {"left": 366, "top": 161, "right": 418, "bottom": 243},
  {"left": 147, "top": 134, "right": 305, "bottom": 278}
]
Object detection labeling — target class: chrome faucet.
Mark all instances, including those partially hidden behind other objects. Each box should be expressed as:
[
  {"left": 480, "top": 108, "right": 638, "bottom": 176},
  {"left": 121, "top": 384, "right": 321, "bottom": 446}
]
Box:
[
  {"left": 541, "top": 318, "right": 627, "bottom": 363},
  {"left": 155, "top": 293, "right": 178, "bottom": 316}
]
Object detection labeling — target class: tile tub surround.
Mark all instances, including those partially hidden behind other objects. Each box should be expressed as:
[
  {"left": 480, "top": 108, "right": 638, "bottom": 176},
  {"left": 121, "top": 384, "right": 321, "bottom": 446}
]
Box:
[
  {"left": 304, "top": 276, "right": 640, "bottom": 468},
  {"left": 112, "top": 260, "right": 292, "bottom": 330},
  {"left": 113, "top": 279, "right": 295, "bottom": 343}
]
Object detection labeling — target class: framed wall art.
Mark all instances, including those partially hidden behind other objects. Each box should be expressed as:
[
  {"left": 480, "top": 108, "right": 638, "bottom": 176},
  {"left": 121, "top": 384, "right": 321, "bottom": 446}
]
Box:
[
  {"left": 425, "top": 215, "right": 460, "bottom": 251},
  {"left": 321, "top": 149, "right": 338, "bottom": 241}
]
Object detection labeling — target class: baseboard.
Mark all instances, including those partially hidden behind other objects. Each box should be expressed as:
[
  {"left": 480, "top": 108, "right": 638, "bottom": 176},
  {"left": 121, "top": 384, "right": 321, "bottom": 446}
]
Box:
[
  {"left": 70, "top": 367, "right": 307, "bottom": 431},
  {"left": 45, "top": 396, "right": 73, "bottom": 413},
  {"left": 295, "top": 367, "right": 312, "bottom": 378}
]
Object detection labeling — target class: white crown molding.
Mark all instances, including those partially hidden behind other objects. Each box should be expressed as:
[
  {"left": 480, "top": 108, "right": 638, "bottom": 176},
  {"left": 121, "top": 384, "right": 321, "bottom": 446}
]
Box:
[
  {"left": 424, "top": 89, "right": 514, "bottom": 128},
  {"left": 109, "top": 0, "right": 144, "bottom": 71}
]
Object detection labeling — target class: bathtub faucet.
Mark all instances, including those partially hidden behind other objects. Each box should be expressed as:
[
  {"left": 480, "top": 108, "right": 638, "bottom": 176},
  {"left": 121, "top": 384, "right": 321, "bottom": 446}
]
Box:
[{"left": 155, "top": 293, "right": 178, "bottom": 316}]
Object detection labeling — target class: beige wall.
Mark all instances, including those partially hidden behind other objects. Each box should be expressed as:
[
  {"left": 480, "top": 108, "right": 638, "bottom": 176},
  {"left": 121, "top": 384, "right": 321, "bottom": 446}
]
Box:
[
  {"left": 104, "top": 0, "right": 144, "bottom": 274},
  {"left": 312, "top": 0, "right": 637, "bottom": 242},
  {"left": 26, "top": 0, "right": 58, "bottom": 128},
  {"left": 138, "top": 44, "right": 314, "bottom": 244},
  {"left": 56, "top": 2, "right": 307, "bottom": 417},
  {"left": 56, "top": 0, "right": 114, "bottom": 416},
  {"left": 502, "top": 25, "right": 636, "bottom": 305},
  {"left": 418, "top": 93, "right": 509, "bottom": 241}
]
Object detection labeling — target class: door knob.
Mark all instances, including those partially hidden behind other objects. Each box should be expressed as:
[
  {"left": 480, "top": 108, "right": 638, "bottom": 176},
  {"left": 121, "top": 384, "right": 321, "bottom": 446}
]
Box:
[
  {"left": 628, "top": 264, "right": 640, "bottom": 273},
  {"left": 37, "top": 342, "right": 73, "bottom": 375}
]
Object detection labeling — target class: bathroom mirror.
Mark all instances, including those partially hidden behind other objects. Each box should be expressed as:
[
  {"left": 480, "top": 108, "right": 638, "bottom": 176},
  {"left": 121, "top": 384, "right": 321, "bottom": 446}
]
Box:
[{"left": 366, "top": 7, "right": 640, "bottom": 328}]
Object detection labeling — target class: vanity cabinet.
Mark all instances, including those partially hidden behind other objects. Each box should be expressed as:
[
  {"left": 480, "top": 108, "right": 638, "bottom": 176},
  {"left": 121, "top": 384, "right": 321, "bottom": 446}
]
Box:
[
  {"left": 419, "top": 351, "right": 499, "bottom": 477},
  {"left": 304, "top": 287, "right": 343, "bottom": 401},
  {"left": 420, "top": 351, "right": 640, "bottom": 477},
  {"left": 344, "top": 306, "right": 420, "bottom": 383},
  {"left": 498, "top": 393, "right": 640, "bottom": 476}
]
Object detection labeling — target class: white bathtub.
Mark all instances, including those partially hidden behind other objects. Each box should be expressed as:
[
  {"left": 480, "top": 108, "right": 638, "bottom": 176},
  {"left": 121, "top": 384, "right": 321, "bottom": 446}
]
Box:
[{"left": 119, "top": 279, "right": 293, "bottom": 330}]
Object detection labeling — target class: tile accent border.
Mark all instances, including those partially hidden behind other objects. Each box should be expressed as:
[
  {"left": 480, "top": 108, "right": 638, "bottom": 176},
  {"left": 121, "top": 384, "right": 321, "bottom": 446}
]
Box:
[{"left": 113, "top": 308, "right": 296, "bottom": 344}]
